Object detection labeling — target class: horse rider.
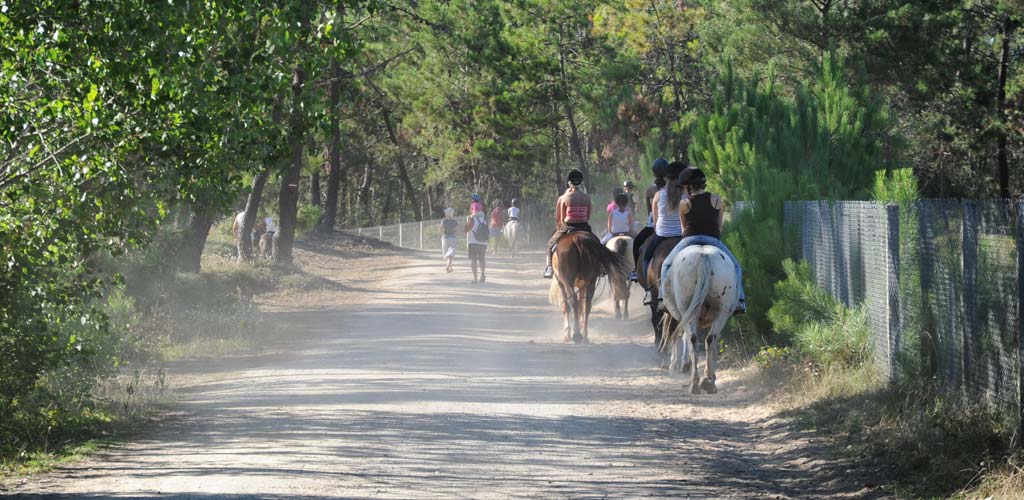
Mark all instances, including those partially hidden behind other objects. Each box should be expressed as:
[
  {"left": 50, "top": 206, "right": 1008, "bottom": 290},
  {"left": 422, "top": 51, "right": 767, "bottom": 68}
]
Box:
[
  {"left": 490, "top": 200, "right": 506, "bottom": 235},
  {"left": 631, "top": 158, "right": 669, "bottom": 280},
  {"left": 622, "top": 179, "right": 638, "bottom": 219},
  {"left": 639, "top": 159, "right": 687, "bottom": 292},
  {"left": 507, "top": 198, "right": 521, "bottom": 223},
  {"left": 601, "top": 192, "right": 635, "bottom": 245},
  {"left": 606, "top": 187, "right": 624, "bottom": 216},
  {"left": 659, "top": 166, "right": 746, "bottom": 315},
  {"left": 543, "top": 169, "right": 592, "bottom": 279}
]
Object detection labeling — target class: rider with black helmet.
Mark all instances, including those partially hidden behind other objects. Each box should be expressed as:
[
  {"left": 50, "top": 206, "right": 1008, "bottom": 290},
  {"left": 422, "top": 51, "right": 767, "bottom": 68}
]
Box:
[
  {"left": 543, "top": 169, "right": 592, "bottom": 279},
  {"left": 658, "top": 166, "right": 746, "bottom": 315},
  {"left": 630, "top": 158, "right": 670, "bottom": 280}
]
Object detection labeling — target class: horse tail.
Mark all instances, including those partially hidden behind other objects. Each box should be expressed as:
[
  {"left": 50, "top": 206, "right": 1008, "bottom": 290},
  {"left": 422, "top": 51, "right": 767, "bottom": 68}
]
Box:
[
  {"left": 607, "top": 238, "right": 631, "bottom": 298},
  {"left": 680, "top": 252, "right": 712, "bottom": 330},
  {"left": 574, "top": 234, "right": 629, "bottom": 281},
  {"left": 660, "top": 251, "right": 712, "bottom": 351}
]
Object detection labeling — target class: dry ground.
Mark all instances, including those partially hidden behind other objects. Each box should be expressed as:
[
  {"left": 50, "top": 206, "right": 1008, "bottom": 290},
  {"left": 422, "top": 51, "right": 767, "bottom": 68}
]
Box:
[{"left": 5, "top": 234, "right": 885, "bottom": 499}]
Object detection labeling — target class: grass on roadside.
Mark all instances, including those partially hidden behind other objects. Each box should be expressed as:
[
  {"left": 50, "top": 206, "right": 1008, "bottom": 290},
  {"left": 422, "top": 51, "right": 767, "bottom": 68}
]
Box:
[{"left": 763, "top": 259, "right": 1020, "bottom": 499}]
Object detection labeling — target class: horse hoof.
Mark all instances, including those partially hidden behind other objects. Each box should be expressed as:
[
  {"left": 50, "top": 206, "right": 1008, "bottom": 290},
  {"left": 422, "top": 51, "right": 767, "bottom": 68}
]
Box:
[
  {"left": 689, "top": 384, "right": 702, "bottom": 395},
  {"left": 572, "top": 333, "right": 583, "bottom": 344},
  {"left": 700, "top": 378, "right": 717, "bottom": 394},
  {"left": 563, "top": 335, "right": 572, "bottom": 343}
]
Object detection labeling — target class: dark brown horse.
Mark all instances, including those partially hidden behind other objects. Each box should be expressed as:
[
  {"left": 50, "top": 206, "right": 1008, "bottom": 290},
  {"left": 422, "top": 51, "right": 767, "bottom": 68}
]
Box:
[
  {"left": 552, "top": 231, "right": 630, "bottom": 343},
  {"left": 636, "top": 235, "right": 681, "bottom": 349}
]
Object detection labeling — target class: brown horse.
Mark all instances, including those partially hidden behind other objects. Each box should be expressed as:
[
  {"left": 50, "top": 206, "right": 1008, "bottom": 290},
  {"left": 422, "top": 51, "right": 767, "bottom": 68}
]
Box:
[
  {"left": 552, "top": 231, "right": 630, "bottom": 343},
  {"left": 635, "top": 235, "right": 681, "bottom": 350}
]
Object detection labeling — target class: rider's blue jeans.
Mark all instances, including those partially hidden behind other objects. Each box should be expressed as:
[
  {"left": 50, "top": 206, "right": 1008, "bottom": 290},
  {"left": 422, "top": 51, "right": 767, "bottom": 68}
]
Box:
[{"left": 658, "top": 235, "right": 745, "bottom": 303}]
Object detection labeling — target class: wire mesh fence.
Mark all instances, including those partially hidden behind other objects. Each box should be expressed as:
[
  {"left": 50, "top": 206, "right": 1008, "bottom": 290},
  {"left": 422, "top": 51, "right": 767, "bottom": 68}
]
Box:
[
  {"left": 348, "top": 206, "right": 548, "bottom": 253},
  {"left": 784, "top": 200, "right": 1023, "bottom": 425}
]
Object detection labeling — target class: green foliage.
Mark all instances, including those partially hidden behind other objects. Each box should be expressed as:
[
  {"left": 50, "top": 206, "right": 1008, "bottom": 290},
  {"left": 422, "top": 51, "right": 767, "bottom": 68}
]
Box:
[
  {"left": 872, "top": 168, "right": 920, "bottom": 202},
  {"left": 767, "top": 260, "right": 837, "bottom": 342},
  {"left": 690, "top": 54, "right": 891, "bottom": 340},
  {"left": 297, "top": 205, "right": 326, "bottom": 234},
  {"left": 769, "top": 259, "right": 871, "bottom": 369}
]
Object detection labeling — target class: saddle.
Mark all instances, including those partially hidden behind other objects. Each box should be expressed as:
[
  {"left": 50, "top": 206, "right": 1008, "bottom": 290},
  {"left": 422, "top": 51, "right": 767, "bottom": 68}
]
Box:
[{"left": 550, "top": 225, "right": 592, "bottom": 253}]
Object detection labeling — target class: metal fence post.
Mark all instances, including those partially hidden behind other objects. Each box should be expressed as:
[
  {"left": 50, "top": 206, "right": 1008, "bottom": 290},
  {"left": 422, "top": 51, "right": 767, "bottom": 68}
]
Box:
[
  {"left": 420, "top": 221, "right": 425, "bottom": 249},
  {"left": 1016, "top": 200, "right": 1024, "bottom": 447},
  {"left": 886, "top": 204, "right": 902, "bottom": 381},
  {"left": 961, "top": 201, "right": 979, "bottom": 399}
]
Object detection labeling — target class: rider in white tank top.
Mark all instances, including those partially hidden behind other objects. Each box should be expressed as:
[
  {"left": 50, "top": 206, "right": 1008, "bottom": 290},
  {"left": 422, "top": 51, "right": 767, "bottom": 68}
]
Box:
[
  {"left": 609, "top": 209, "right": 631, "bottom": 234},
  {"left": 655, "top": 187, "right": 683, "bottom": 237}
]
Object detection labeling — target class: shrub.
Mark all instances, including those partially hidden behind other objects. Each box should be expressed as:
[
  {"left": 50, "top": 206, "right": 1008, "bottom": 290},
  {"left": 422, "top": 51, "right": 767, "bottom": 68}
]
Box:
[
  {"left": 769, "top": 259, "right": 871, "bottom": 369},
  {"left": 297, "top": 205, "right": 325, "bottom": 234}
]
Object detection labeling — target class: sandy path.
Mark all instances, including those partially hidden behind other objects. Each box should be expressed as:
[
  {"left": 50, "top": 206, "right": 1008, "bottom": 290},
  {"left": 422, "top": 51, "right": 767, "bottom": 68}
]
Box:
[{"left": 7, "top": 244, "right": 879, "bottom": 499}]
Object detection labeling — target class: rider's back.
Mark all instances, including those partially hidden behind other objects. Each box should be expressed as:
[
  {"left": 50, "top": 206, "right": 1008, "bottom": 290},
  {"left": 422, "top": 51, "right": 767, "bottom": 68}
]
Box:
[
  {"left": 561, "top": 190, "right": 591, "bottom": 223},
  {"left": 655, "top": 187, "right": 683, "bottom": 237}
]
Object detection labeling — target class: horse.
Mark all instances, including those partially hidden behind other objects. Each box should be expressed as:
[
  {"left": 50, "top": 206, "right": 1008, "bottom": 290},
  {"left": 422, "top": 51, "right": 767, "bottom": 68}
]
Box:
[
  {"left": 502, "top": 220, "right": 521, "bottom": 257},
  {"left": 660, "top": 245, "right": 740, "bottom": 394},
  {"left": 605, "top": 236, "right": 634, "bottom": 320},
  {"left": 635, "top": 235, "right": 681, "bottom": 349},
  {"left": 551, "top": 231, "right": 630, "bottom": 344}
]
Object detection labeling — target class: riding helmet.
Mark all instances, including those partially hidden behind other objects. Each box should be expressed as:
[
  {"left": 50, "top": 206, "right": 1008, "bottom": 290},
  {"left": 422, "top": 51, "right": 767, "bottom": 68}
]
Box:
[
  {"left": 623, "top": 180, "right": 635, "bottom": 189},
  {"left": 680, "top": 167, "right": 707, "bottom": 186},
  {"left": 652, "top": 157, "right": 669, "bottom": 178},
  {"left": 666, "top": 159, "right": 689, "bottom": 179},
  {"left": 471, "top": 193, "right": 482, "bottom": 202},
  {"left": 511, "top": 198, "right": 520, "bottom": 207},
  {"left": 567, "top": 169, "right": 584, "bottom": 186}
]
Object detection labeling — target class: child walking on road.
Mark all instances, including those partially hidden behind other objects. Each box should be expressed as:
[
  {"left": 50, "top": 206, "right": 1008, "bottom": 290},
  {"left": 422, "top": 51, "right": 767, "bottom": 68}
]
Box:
[{"left": 441, "top": 208, "right": 459, "bottom": 273}]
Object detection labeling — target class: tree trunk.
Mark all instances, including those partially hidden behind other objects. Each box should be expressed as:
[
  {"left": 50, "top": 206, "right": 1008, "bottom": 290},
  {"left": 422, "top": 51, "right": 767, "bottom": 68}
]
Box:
[
  {"left": 997, "top": 16, "right": 1014, "bottom": 199},
  {"left": 379, "top": 105, "right": 422, "bottom": 221},
  {"left": 180, "top": 206, "right": 214, "bottom": 273},
  {"left": 319, "top": 61, "right": 343, "bottom": 233},
  {"left": 311, "top": 168, "right": 321, "bottom": 207},
  {"left": 557, "top": 27, "right": 587, "bottom": 181},
  {"left": 237, "top": 168, "right": 270, "bottom": 261},
  {"left": 275, "top": 64, "right": 307, "bottom": 265},
  {"left": 380, "top": 180, "right": 394, "bottom": 226},
  {"left": 358, "top": 162, "right": 375, "bottom": 225},
  {"left": 552, "top": 125, "right": 563, "bottom": 197}
]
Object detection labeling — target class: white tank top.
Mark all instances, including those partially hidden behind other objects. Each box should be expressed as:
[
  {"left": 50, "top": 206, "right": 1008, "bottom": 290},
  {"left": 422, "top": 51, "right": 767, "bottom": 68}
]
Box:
[
  {"left": 655, "top": 187, "right": 683, "bottom": 237},
  {"left": 609, "top": 209, "right": 631, "bottom": 234}
]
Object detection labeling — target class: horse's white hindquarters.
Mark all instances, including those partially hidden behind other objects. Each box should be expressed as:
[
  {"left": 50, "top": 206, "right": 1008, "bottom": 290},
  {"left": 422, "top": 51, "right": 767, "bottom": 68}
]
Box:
[{"left": 661, "top": 245, "right": 739, "bottom": 394}]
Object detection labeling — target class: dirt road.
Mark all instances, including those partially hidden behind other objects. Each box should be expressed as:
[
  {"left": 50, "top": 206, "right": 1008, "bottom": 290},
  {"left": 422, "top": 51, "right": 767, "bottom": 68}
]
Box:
[{"left": 8, "top": 242, "right": 879, "bottom": 499}]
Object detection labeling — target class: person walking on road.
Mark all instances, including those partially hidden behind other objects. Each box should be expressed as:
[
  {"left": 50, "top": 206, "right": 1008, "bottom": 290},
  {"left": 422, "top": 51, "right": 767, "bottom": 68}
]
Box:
[
  {"left": 466, "top": 207, "right": 489, "bottom": 283},
  {"left": 441, "top": 207, "right": 459, "bottom": 273}
]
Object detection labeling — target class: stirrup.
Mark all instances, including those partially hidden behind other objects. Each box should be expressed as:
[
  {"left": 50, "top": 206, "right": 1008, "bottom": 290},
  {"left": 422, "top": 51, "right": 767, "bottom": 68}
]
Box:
[
  {"left": 543, "top": 266, "right": 554, "bottom": 279},
  {"left": 733, "top": 299, "right": 747, "bottom": 316},
  {"left": 628, "top": 270, "right": 638, "bottom": 282}
]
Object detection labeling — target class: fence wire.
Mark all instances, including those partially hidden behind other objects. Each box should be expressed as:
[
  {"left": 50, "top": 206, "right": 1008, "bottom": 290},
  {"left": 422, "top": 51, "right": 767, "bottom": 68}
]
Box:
[{"left": 785, "top": 200, "right": 1022, "bottom": 420}]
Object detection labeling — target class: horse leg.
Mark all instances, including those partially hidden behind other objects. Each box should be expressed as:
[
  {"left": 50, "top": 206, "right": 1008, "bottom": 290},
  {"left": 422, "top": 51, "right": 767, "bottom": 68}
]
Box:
[
  {"left": 581, "top": 282, "right": 596, "bottom": 343},
  {"left": 557, "top": 281, "right": 574, "bottom": 342},
  {"left": 623, "top": 284, "right": 630, "bottom": 320},
  {"left": 687, "top": 321, "right": 701, "bottom": 394},
  {"left": 701, "top": 314, "right": 730, "bottom": 394},
  {"left": 572, "top": 285, "right": 584, "bottom": 343}
]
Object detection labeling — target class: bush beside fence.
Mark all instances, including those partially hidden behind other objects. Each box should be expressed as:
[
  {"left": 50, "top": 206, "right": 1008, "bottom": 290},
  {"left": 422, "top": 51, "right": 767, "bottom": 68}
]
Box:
[{"left": 783, "top": 199, "right": 1023, "bottom": 436}]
